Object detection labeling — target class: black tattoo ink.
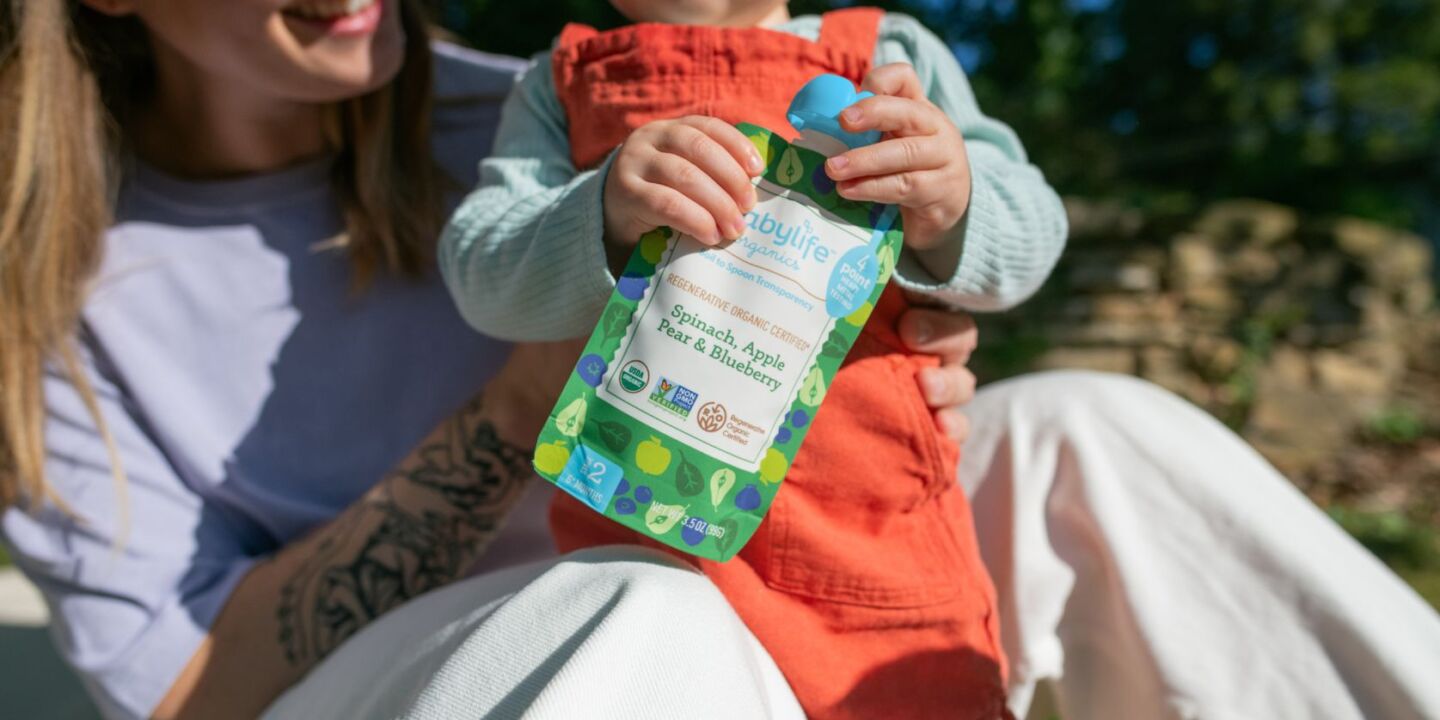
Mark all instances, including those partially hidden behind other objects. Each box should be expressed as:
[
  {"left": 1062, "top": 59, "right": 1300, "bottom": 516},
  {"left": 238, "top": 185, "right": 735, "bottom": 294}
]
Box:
[{"left": 277, "top": 396, "right": 533, "bottom": 665}]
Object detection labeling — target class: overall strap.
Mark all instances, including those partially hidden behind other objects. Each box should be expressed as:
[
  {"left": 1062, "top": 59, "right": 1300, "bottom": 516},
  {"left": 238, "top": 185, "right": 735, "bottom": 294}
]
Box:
[
  {"left": 816, "top": 7, "right": 886, "bottom": 57},
  {"left": 555, "top": 22, "right": 600, "bottom": 52}
]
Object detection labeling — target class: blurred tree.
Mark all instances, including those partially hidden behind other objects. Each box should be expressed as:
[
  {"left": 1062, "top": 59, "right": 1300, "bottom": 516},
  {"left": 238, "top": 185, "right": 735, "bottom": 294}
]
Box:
[{"left": 439, "top": 0, "right": 1440, "bottom": 238}]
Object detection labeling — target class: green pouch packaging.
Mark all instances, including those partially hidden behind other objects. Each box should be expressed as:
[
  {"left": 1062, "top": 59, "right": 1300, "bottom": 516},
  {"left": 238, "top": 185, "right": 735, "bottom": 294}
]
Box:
[{"left": 533, "top": 77, "right": 901, "bottom": 561}]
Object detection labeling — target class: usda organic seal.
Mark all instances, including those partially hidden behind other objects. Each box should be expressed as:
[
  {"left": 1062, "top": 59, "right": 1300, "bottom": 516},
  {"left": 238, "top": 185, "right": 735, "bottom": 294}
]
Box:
[{"left": 619, "top": 360, "right": 649, "bottom": 393}]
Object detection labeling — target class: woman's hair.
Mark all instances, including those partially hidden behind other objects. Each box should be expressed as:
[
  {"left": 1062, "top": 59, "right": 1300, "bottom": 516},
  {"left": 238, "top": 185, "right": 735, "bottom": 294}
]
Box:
[{"left": 0, "top": 0, "right": 443, "bottom": 511}]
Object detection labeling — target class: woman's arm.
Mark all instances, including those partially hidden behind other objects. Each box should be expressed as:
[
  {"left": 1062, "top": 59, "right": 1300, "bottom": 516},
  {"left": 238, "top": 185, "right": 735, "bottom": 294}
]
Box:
[{"left": 153, "top": 345, "right": 570, "bottom": 719}]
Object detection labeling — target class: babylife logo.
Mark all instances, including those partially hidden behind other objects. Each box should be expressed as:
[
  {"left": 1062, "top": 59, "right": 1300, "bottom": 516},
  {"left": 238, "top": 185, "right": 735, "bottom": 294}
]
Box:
[{"left": 743, "top": 211, "right": 834, "bottom": 265}]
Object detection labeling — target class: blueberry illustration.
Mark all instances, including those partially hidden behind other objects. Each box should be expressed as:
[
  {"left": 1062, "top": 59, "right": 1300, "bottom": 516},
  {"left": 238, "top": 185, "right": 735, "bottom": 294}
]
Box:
[
  {"left": 775, "top": 427, "right": 792, "bottom": 444},
  {"left": 789, "top": 409, "right": 810, "bottom": 428},
  {"left": 575, "top": 354, "right": 607, "bottom": 387},
  {"left": 735, "top": 484, "right": 762, "bottom": 511},
  {"left": 615, "top": 497, "right": 637, "bottom": 515},
  {"left": 681, "top": 523, "right": 705, "bottom": 546},
  {"left": 634, "top": 485, "right": 653, "bottom": 503},
  {"left": 616, "top": 478, "right": 630, "bottom": 496},
  {"left": 811, "top": 163, "right": 835, "bottom": 195},
  {"left": 616, "top": 274, "right": 647, "bottom": 301}
]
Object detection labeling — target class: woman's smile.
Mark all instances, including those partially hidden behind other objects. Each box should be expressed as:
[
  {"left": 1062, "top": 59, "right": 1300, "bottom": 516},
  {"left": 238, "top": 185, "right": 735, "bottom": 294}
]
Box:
[{"left": 282, "top": 0, "right": 384, "bottom": 37}]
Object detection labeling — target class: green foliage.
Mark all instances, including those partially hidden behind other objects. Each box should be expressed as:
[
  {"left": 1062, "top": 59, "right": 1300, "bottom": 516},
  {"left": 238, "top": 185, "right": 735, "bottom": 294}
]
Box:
[
  {"left": 438, "top": 1, "right": 623, "bottom": 58},
  {"left": 1329, "top": 505, "right": 1440, "bottom": 609},
  {"left": 972, "top": 333, "right": 1050, "bottom": 382},
  {"left": 0, "top": 542, "right": 10, "bottom": 568},
  {"left": 1328, "top": 506, "right": 1440, "bottom": 589},
  {"left": 1365, "top": 405, "right": 1427, "bottom": 446}
]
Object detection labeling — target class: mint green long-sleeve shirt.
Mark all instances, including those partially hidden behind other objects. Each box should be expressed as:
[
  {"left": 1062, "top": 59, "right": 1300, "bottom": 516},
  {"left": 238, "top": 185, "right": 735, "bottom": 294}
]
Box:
[{"left": 440, "top": 13, "right": 1068, "bottom": 341}]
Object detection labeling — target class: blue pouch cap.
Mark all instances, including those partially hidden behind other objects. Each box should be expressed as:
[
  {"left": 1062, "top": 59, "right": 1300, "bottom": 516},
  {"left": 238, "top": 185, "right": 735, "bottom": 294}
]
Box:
[{"left": 786, "top": 74, "right": 882, "bottom": 149}]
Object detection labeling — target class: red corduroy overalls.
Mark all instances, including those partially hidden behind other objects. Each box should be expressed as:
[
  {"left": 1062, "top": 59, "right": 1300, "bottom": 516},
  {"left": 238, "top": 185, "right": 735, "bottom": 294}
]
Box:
[{"left": 548, "top": 9, "right": 1008, "bottom": 719}]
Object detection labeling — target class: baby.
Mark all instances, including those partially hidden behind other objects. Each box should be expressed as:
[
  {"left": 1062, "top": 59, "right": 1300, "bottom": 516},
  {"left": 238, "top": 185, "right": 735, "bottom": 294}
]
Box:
[{"left": 440, "top": 2, "right": 1066, "bottom": 718}]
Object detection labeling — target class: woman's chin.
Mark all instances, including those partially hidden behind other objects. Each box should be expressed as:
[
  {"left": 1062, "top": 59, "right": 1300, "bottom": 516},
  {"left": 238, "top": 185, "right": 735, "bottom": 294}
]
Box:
[{"left": 272, "top": 5, "right": 406, "bottom": 101}]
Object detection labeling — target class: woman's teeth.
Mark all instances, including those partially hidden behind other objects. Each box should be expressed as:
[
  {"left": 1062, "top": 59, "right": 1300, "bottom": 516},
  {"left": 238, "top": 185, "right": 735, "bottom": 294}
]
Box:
[{"left": 286, "top": 0, "right": 374, "bottom": 20}]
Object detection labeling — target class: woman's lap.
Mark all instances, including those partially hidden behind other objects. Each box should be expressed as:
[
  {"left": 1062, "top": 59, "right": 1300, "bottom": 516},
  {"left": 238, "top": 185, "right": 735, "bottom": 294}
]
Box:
[
  {"left": 962, "top": 370, "right": 1440, "bottom": 719},
  {"left": 262, "top": 545, "right": 803, "bottom": 720},
  {"left": 266, "top": 371, "right": 1440, "bottom": 720}
]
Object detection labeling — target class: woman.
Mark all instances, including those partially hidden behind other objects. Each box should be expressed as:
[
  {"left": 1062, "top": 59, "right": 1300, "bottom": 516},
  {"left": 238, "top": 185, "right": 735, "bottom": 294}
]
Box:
[
  {"left": 5, "top": 2, "right": 1437, "bottom": 720},
  {"left": 0, "top": 1, "right": 982, "bottom": 718}
]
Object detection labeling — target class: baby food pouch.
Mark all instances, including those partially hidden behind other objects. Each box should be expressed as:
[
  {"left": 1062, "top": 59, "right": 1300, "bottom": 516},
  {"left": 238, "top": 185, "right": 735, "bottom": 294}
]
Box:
[{"left": 533, "top": 75, "right": 901, "bottom": 561}]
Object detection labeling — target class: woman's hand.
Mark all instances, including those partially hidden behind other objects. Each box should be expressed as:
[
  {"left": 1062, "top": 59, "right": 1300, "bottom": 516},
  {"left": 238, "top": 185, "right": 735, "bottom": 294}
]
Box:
[{"left": 897, "top": 307, "right": 979, "bottom": 445}]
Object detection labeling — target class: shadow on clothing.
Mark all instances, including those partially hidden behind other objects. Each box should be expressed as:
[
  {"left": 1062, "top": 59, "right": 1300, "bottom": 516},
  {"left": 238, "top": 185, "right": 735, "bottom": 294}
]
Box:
[
  {"left": 0, "top": 624, "right": 101, "bottom": 719},
  {"left": 846, "top": 648, "right": 1012, "bottom": 720}
]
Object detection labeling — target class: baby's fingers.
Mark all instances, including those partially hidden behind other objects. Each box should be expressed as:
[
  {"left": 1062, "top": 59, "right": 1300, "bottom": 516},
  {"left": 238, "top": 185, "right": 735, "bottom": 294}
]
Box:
[
  {"left": 679, "top": 116, "right": 765, "bottom": 177},
  {"left": 657, "top": 121, "right": 758, "bottom": 216},
  {"left": 646, "top": 154, "right": 747, "bottom": 243},
  {"left": 840, "top": 94, "right": 941, "bottom": 137},
  {"left": 826, "top": 136, "right": 944, "bottom": 181},
  {"left": 837, "top": 168, "right": 948, "bottom": 206},
  {"left": 636, "top": 181, "right": 725, "bottom": 245},
  {"left": 860, "top": 63, "right": 926, "bottom": 101}
]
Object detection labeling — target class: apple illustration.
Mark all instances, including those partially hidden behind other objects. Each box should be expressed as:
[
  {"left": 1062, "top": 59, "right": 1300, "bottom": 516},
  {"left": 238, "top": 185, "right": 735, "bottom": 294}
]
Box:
[
  {"left": 533, "top": 440, "right": 570, "bottom": 476},
  {"left": 747, "top": 132, "right": 771, "bottom": 167},
  {"left": 845, "top": 301, "right": 874, "bottom": 328},
  {"left": 635, "top": 436, "right": 673, "bottom": 476},
  {"left": 759, "top": 448, "right": 788, "bottom": 484},
  {"left": 639, "top": 229, "right": 668, "bottom": 264}
]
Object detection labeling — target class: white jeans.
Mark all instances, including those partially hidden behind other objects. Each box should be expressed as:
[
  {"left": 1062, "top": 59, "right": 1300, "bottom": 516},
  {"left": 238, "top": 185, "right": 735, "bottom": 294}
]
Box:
[
  {"left": 964, "top": 372, "right": 1440, "bottom": 720},
  {"left": 266, "top": 372, "right": 1440, "bottom": 720}
]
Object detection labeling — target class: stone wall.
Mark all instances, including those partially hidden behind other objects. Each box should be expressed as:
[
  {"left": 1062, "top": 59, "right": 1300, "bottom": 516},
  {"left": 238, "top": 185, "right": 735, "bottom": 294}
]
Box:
[{"left": 974, "top": 198, "right": 1437, "bottom": 486}]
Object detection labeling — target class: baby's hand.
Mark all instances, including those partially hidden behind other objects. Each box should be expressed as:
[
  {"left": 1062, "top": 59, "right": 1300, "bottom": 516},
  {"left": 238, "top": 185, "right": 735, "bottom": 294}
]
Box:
[
  {"left": 604, "top": 116, "right": 765, "bottom": 246},
  {"left": 825, "top": 64, "right": 972, "bottom": 250}
]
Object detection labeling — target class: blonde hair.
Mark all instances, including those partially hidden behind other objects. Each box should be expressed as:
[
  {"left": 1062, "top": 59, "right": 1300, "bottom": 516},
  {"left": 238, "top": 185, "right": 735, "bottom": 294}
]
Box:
[{"left": 0, "top": 0, "right": 444, "bottom": 511}]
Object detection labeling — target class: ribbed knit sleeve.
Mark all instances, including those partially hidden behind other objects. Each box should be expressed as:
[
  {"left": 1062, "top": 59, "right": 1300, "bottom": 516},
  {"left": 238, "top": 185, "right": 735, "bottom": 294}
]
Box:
[
  {"left": 438, "top": 53, "right": 617, "bottom": 340},
  {"left": 872, "top": 13, "right": 1068, "bottom": 312}
]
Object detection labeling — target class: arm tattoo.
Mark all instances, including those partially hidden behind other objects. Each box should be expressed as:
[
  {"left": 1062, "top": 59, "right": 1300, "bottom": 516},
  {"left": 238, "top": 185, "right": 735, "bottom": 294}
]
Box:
[{"left": 276, "top": 395, "right": 534, "bottom": 665}]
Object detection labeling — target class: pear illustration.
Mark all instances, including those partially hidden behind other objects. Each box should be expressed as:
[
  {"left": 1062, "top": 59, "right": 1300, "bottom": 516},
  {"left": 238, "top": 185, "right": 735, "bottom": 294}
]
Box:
[
  {"left": 777, "top": 147, "right": 804, "bottom": 186},
  {"left": 876, "top": 244, "right": 896, "bottom": 285},
  {"left": 798, "top": 367, "right": 827, "bottom": 407},
  {"left": 709, "top": 468, "right": 737, "bottom": 509},
  {"left": 554, "top": 397, "right": 588, "bottom": 438},
  {"left": 644, "top": 501, "right": 687, "bottom": 535}
]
